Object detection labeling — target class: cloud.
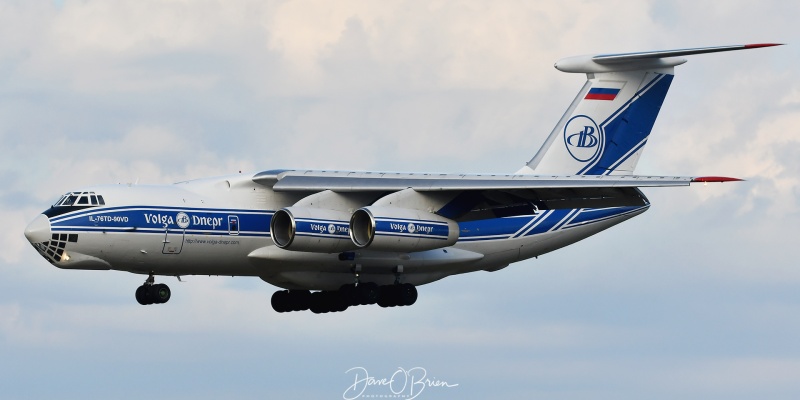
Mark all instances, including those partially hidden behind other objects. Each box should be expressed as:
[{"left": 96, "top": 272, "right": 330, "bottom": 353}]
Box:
[{"left": 0, "top": 1, "right": 798, "bottom": 398}]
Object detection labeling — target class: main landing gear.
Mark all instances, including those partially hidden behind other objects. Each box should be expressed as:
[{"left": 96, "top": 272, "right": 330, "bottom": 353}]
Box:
[
  {"left": 271, "top": 283, "right": 418, "bottom": 314},
  {"left": 135, "top": 273, "right": 171, "bottom": 305},
  {"left": 271, "top": 265, "right": 418, "bottom": 314}
]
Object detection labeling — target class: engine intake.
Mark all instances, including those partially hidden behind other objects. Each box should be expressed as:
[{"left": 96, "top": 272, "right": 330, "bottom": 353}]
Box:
[
  {"left": 270, "top": 207, "right": 354, "bottom": 253},
  {"left": 349, "top": 206, "right": 458, "bottom": 252}
]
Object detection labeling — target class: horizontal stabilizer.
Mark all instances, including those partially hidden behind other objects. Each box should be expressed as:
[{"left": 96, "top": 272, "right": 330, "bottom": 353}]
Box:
[{"left": 555, "top": 43, "right": 783, "bottom": 73}]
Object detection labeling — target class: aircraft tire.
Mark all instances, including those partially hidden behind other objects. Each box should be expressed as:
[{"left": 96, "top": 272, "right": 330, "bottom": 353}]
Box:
[
  {"left": 339, "top": 284, "right": 358, "bottom": 306},
  {"left": 330, "top": 291, "right": 349, "bottom": 312},
  {"left": 290, "top": 290, "right": 312, "bottom": 311},
  {"left": 271, "top": 290, "right": 289, "bottom": 312},
  {"left": 135, "top": 285, "right": 148, "bottom": 305},
  {"left": 152, "top": 284, "right": 171, "bottom": 304},
  {"left": 399, "top": 283, "right": 417, "bottom": 306},
  {"left": 357, "top": 283, "right": 379, "bottom": 305},
  {"left": 310, "top": 291, "right": 329, "bottom": 314},
  {"left": 377, "top": 285, "right": 399, "bottom": 308}
]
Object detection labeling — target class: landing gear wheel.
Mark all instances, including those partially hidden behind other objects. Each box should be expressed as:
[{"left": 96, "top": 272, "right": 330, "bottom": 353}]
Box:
[
  {"left": 271, "top": 290, "right": 289, "bottom": 313},
  {"left": 357, "top": 282, "right": 379, "bottom": 305},
  {"left": 290, "top": 290, "right": 312, "bottom": 311},
  {"left": 399, "top": 283, "right": 417, "bottom": 306},
  {"left": 332, "top": 291, "right": 349, "bottom": 312},
  {"left": 339, "top": 284, "right": 358, "bottom": 306},
  {"left": 310, "top": 291, "right": 329, "bottom": 314},
  {"left": 378, "top": 285, "right": 400, "bottom": 308},
  {"left": 135, "top": 285, "right": 148, "bottom": 305},
  {"left": 151, "top": 283, "right": 171, "bottom": 304}
]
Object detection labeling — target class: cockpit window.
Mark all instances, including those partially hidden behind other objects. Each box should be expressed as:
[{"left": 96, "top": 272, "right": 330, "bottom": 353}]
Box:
[
  {"left": 59, "top": 194, "right": 78, "bottom": 206},
  {"left": 53, "top": 192, "right": 106, "bottom": 208}
]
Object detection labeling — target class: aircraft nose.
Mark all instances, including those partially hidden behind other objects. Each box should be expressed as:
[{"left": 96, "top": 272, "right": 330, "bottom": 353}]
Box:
[{"left": 24, "top": 214, "right": 51, "bottom": 244}]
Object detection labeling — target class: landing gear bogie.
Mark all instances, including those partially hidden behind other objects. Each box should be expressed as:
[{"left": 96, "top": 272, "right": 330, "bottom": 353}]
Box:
[
  {"left": 134, "top": 273, "right": 171, "bottom": 305},
  {"left": 270, "top": 282, "right": 417, "bottom": 313}
]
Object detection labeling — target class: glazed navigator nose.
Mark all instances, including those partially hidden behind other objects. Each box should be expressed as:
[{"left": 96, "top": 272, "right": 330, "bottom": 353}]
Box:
[{"left": 24, "top": 214, "right": 51, "bottom": 244}]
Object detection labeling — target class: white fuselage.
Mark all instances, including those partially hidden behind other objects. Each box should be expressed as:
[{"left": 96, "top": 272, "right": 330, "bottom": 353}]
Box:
[{"left": 25, "top": 173, "right": 648, "bottom": 290}]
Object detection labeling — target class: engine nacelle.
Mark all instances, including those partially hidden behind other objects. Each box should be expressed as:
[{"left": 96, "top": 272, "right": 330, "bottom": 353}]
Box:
[
  {"left": 270, "top": 207, "right": 354, "bottom": 253},
  {"left": 349, "top": 206, "right": 459, "bottom": 252}
]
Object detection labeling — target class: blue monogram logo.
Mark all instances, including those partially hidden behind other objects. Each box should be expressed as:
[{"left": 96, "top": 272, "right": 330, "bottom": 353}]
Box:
[
  {"left": 563, "top": 115, "right": 602, "bottom": 162},
  {"left": 567, "top": 125, "right": 599, "bottom": 148}
]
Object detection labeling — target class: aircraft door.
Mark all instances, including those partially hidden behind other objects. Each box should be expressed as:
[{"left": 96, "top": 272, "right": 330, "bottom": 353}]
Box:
[
  {"left": 162, "top": 226, "right": 185, "bottom": 254},
  {"left": 162, "top": 212, "right": 188, "bottom": 254},
  {"left": 228, "top": 215, "right": 239, "bottom": 235}
]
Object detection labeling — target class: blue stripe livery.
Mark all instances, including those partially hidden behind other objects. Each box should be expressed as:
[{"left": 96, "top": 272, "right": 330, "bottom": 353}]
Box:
[
  {"left": 458, "top": 206, "right": 644, "bottom": 242},
  {"left": 294, "top": 218, "right": 350, "bottom": 239},
  {"left": 580, "top": 74, "right": 674, "bottom": 175},
  {"left": 49, "top": 206, "right": 273, "bottom": 238},
  {"left": 374, "top": 218, "right": 450, "bottom": 240}
]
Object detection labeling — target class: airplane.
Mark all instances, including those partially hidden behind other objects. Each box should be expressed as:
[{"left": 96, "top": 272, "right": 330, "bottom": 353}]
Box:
[{"left": 23, "top": 43, "right": 780, "bottom": 313}]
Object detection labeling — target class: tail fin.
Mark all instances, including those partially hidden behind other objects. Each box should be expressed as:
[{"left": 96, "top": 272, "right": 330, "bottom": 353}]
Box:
[{"left": 520, "top": 44, "right": 782, "bottom": 176}]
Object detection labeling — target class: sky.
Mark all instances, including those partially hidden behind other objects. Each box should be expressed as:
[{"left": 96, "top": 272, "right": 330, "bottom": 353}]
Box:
[{"left": 1, "top": 0, "right": 799, "bottom": 398}]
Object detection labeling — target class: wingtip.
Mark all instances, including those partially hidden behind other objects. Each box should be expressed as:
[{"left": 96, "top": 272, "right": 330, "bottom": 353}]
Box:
[
  {"left": 692, "top": 176, "right": 744, "bottom": 183},
  {"left": 744, "top": 43, "right": 785, "bottom": 49}
]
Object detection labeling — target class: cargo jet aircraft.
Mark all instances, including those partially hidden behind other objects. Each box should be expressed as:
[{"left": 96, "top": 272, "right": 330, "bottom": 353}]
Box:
[{"left": 24, "top": 44, "right": 780, "bottom": 313}]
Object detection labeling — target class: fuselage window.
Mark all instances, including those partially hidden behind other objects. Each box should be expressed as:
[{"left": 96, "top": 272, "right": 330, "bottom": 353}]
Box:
[
  {"left": 77, "top": 196, "right": 89, "bottom": 205},
  {"left": 228, "top": 215, "right": 240, "bottom": 235},
  {"left": 90, "top": 195, "right": 98, "bottom": 205},
  {"left": 97, "top": 195, "right": 106, "bottom": 205}
]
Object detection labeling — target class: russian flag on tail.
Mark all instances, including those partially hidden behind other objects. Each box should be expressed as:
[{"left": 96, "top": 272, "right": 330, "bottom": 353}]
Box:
[{"left": 585, "top": 87, "right": 621, "bottom": 101}]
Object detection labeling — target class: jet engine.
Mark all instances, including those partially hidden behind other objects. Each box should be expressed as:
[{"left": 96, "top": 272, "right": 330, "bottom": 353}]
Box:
[
  {"left": 349, "top": 206, "right": 459, "bottom": 252},
  {"left": 270, "top": 207, "right": 354, "bottom": 253}
]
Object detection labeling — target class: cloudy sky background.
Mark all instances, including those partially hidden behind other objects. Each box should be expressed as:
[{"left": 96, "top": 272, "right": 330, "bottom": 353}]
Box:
[{"left": 1, "top": 1, "right": 799, "bottom": 398}]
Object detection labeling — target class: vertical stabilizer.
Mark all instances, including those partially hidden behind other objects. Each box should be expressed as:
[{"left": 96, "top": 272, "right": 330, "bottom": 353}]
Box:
[{"left": 519, "top": 44, "right": 782, "bottom": 176}]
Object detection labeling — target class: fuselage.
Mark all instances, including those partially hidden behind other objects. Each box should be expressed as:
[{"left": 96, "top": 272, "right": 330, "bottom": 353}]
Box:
[{"left": 24, "top": 172, "right": 650, "bottom": 291}]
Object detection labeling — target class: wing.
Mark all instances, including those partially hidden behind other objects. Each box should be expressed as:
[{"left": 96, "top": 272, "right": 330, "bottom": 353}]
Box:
[
  {"left": 252, "top": 169, "right": 741, "bottom": 218},
  {"left": 253, "top": 169, "right": 740, "bottom": 192}
]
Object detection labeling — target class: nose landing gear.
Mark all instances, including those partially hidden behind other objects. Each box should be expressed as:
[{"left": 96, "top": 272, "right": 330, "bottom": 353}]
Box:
[{"left": 135, "top": 273, "right": 171, "bottom": 305}]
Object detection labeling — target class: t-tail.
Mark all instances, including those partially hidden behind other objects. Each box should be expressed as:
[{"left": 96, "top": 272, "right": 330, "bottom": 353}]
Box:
[{"left": 519, "top": 43, "right": 782, "bottom": 176}]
